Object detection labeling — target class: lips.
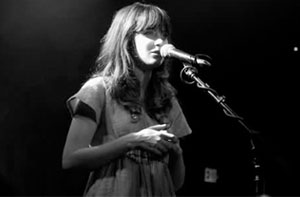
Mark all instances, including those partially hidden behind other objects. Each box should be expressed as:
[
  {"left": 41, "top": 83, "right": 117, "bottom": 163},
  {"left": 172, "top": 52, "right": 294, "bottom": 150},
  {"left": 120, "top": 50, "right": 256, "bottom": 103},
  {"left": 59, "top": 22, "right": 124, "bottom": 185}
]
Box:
[{"left": 150, "top": 50, "right": 160, "bottom": 56}]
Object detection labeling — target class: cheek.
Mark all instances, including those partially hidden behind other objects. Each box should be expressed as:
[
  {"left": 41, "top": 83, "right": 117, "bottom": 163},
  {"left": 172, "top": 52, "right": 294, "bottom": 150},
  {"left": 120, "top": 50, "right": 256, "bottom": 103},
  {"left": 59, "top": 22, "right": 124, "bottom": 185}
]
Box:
[
  {"left": 137, "top": 42, "right": 153, "bottom": 58},
  {"left": 134, "top": 38, "right": 144, "bottom": 54},
  {"left": 146, "top": 44, "right": 153, "bottom": 51},
  {"left": 142, "top": 40, "right": 153, "bottom": 52},
  {"left": 135, "top": 35, "right": 153, "bottom": 47}
]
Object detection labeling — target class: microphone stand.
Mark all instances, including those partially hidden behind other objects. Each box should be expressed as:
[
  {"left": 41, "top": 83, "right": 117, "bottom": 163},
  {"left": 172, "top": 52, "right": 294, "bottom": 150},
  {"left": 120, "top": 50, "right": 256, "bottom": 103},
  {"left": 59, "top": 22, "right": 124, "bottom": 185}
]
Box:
[{"left": 180, "top": 63, "right": 265, "bottom": 196}]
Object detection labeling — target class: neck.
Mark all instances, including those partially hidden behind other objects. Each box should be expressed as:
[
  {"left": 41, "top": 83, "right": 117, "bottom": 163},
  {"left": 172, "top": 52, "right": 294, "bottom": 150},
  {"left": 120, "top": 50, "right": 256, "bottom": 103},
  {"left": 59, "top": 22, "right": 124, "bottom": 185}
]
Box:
[{"left": 134, "top": 67, "right": 152, "bottom": 101}]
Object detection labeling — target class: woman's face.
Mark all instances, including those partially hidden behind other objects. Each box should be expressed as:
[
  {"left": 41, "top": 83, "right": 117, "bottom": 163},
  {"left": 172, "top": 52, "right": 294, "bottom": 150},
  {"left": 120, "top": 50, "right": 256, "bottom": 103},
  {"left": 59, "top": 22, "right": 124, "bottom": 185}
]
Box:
[{"left": 134, "top": 29, "right": 169, "bottom": 70}]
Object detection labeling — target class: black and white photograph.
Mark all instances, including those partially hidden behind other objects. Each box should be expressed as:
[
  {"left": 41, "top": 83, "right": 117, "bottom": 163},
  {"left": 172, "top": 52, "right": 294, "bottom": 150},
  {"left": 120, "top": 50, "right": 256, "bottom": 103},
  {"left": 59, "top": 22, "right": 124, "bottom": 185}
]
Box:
[{"left": 0, "top": 0, "right": 299, "bottom": 196}]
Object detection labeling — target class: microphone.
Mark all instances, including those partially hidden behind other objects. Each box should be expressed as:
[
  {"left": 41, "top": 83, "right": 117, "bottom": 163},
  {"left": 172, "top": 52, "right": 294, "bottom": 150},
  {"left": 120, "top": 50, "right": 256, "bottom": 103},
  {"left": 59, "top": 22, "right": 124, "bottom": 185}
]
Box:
[{"left": 160, "top": 44, "right": 211, "bottom": 66}]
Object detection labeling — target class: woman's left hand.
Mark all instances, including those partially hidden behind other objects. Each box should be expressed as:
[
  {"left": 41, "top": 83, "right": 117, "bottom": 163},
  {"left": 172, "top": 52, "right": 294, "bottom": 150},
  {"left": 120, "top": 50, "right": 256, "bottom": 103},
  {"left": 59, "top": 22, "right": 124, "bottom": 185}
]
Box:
[{"left": 155, "top": 134, "right": 182, "bottom": 157}]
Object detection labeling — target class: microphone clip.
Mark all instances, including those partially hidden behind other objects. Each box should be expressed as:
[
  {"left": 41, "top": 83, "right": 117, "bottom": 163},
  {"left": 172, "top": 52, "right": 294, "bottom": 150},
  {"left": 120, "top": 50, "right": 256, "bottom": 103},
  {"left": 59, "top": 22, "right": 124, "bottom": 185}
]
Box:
[
  {"left": 180, "top": 63, "right": 198, "bottom": 85},
  {"left": 193, "top": 54, "right": 212, "bottom": 67}
]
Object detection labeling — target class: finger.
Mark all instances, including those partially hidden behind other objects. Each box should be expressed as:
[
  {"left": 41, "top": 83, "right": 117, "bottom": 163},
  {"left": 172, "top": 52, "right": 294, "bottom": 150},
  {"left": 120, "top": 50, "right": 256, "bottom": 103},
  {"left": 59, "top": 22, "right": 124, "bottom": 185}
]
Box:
[
  {"left": 148, "top": 124, "right": 168, "bottom": 131},
  {"left": 160, "top": 133, "right": 178, "bottom": 143},
  {"left": 160, "top": 130, "right": 175, "bottom": 138},
  {"left": 154, "top": 141, "right": 169, "bottom": 154},
  {"left": 158, "top": 139, "right": 173, "bottom": 150},
  {"left": 159, "top": 139, "right": 182, "bottom": 155}
]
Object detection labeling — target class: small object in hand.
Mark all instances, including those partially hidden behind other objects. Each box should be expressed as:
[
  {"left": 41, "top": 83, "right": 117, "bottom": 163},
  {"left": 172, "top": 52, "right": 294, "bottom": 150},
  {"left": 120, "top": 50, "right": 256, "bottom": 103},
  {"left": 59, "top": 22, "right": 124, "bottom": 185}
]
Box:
[
  {"left": 166, "top": 137, "right": 177, "bottom": 143},
  {"left": 159, "top": 131, "right": 177, "bottom": 143}
]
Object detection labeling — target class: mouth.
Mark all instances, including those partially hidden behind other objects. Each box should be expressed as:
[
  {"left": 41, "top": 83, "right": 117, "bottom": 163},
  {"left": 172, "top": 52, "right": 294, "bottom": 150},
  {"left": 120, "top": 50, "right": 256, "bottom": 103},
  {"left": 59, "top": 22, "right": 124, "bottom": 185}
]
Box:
[
  {"left": 151, "top": 53, "right": 162, "bottom": 60},
  {"left": 150, "top": 50, "right": 161, "bottom": 56}
]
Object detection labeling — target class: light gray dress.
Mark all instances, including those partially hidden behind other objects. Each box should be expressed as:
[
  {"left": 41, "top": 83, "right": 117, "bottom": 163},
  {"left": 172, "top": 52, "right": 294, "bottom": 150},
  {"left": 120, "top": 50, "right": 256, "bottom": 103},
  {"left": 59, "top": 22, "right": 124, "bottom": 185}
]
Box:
[{"left": 66, "top": 77, "right": 192, "bottom": 196}]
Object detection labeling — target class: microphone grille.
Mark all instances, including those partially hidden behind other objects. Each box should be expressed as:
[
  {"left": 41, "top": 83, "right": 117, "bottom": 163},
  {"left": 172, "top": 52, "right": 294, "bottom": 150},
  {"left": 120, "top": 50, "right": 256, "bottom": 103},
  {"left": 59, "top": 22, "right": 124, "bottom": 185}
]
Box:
[{"left": 160, "top": 44, "right": 175, "bottom": 58}]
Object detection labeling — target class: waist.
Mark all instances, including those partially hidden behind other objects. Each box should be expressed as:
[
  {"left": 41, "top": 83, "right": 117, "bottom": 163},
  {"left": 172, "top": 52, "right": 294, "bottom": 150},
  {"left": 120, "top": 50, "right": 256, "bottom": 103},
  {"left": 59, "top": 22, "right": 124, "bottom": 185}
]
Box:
[{"left": 126, "top": 149, "right": 168, "bottom": 164}]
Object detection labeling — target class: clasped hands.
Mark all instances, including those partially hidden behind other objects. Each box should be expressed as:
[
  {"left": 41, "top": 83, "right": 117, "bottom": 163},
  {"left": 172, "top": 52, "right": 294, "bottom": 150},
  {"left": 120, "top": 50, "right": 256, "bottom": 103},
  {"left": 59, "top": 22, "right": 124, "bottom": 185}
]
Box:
[{"left": 132, "top": 124, "right": 182, "bottom": 157}]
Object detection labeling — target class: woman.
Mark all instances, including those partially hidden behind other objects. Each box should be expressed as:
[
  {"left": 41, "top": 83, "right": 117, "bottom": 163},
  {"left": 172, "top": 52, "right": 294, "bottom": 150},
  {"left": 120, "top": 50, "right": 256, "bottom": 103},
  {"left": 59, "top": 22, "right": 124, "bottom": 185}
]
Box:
[{"left": 62, "top": 2, "right": 192, "bottom": 196}]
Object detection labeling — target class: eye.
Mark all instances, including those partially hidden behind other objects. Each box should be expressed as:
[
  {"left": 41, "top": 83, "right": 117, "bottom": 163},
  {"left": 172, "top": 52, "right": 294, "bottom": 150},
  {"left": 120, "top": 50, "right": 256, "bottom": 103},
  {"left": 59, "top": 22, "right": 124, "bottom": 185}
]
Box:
[
  {"left": 162, "top": 32, "right": 169, "bottom": 39},
  {"left": 141, "top": 29, "right": 168, "bottom": 40},
  {"left": 142, "top": 29, "right": 156, "bottom": 37}
]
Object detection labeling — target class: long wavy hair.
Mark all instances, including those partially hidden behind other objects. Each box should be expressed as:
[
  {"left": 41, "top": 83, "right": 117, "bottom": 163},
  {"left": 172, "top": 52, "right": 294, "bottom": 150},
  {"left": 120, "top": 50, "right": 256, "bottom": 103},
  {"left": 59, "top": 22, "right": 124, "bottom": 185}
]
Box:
[{"left": 91, "top": 2, "right": 176, "bottom": 123}]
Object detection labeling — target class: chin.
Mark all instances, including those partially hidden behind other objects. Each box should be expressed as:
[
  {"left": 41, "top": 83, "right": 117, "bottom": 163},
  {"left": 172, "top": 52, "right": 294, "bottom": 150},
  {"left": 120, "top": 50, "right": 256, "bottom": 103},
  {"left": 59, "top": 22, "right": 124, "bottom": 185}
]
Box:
[
  {"left": 137, "top": 62, "right": 161, "bottom": 71},
  {"left": 135, "top": 56, "right": 164, "bottom": 71},
  {"left": 148, "top": 61, "right": 163, "bottom": 69}
]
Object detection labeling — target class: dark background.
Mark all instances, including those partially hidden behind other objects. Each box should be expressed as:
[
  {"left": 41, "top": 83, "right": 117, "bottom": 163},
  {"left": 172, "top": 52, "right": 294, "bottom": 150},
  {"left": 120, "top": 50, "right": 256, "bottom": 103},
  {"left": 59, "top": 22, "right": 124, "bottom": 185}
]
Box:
[{"left": 0, "top": 0, "right": 299, "bottom": 196}]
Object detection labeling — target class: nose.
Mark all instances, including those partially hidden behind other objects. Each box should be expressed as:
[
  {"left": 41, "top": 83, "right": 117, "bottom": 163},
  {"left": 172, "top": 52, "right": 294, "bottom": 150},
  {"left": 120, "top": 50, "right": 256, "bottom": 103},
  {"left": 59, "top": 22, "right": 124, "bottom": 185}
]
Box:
[{"left": 154, "top": 38, "right": 164, "bottom": 47}]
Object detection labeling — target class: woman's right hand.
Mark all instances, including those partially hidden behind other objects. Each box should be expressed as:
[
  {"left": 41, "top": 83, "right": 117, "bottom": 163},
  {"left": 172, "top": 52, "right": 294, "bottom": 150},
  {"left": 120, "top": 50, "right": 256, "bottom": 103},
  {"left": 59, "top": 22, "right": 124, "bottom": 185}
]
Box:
[{"left": 129, "top": 124, "right": 177, "bottom": 156}]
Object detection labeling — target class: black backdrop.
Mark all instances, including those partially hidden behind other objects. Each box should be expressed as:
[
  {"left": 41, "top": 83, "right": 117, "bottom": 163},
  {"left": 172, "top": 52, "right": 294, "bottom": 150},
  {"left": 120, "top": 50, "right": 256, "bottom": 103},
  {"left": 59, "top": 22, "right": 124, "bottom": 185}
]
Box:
[{"left": 0, "top": 0, "right": 299, "bottom": 196}]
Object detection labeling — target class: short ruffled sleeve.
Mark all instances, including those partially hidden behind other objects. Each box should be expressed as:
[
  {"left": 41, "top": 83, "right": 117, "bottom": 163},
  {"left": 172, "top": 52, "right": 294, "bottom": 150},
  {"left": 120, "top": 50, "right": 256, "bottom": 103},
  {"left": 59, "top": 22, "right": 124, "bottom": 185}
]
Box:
[
  {"left": 66, "top": 77, "right": 106, "bottom": 124},
  {"left": 168, "top": 98, "right": 192, "bottom": 138}
]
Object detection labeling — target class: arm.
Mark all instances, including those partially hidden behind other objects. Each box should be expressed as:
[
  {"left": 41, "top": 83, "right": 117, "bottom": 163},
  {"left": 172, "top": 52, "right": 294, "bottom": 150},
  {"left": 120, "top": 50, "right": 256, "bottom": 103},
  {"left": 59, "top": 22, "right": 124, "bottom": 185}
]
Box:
[
  {"left": 159, "top": 139, "right": 185, "bottom": 191},
  {"left": 168, "top": 142, "right": 185, "bottom": 191},
  {"left": 62, "top": 117, "right": 170, "bottom": 170},
  {"left": 155, "top": 134, "right": 185, "bottom": 191},
  {"left": 62, "top": 116, "right": 134, "bottom": 170},
  {"left": 62, "top": 78, "right": 144, "bottom": 170},
  {"left": 165, "top": 98, "right": 191, "bottom": 189}
]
